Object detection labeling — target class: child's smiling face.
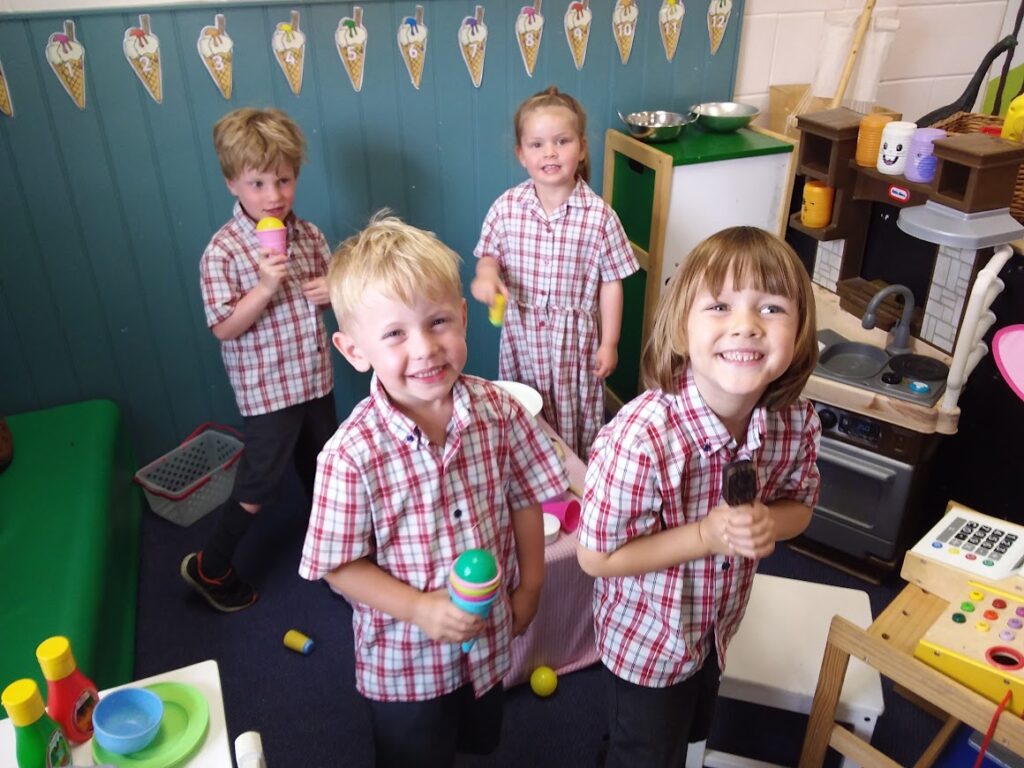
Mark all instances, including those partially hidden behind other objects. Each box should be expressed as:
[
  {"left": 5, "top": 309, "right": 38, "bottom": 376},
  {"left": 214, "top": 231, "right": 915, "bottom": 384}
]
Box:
[
  {"left": 516, "top": 105, "right": 586, "bottom": 193},
  {"left": 685, "top": 273, "right": 798, "bottom": 421},
  {"left": 333, "top": 286, "right": 468, "bottom": 420}
]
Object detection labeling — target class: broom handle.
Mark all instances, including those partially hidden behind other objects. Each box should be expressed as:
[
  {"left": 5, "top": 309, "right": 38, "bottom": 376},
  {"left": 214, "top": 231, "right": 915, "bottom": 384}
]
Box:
[{"left": 829, "top": 0, "right": 877, "bottom": 108}]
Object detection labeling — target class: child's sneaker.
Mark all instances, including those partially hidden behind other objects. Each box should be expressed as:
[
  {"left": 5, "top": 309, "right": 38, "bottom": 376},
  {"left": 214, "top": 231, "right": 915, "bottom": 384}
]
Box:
[{"left": 180, "top": 552, "right": 257, "bottom": 612}]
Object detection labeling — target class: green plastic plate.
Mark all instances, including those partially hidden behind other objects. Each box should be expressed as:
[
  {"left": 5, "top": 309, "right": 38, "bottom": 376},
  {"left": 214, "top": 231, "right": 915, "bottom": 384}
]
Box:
[{"left": 92, "top": 682, "right": 209, "bottom": 768}]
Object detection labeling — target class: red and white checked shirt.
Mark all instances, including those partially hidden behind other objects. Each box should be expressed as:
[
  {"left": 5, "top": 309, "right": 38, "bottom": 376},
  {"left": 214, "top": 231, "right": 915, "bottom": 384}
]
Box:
[
  {"left": 474, "top": 180, "right": 638, "bottom": 458},
  {"left": 578, "top": 369, "right": 821, "bottom": 688},
  {"left": 299, "top": 374, "right": 567, "bottom": 702},
  {"left": 200, "top": 203, "right": 333, "bottom": 416}
]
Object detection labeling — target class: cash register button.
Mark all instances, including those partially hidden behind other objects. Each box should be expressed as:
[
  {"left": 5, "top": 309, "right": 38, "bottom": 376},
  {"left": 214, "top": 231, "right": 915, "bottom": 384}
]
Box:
[
  {"left": 952, "top": 613, "right": 967, "bottom": 624},
  {"left": 976, "top": 621, "right": 991, "bottom": 632},
  {"left": 993, "top": 599, "right": 1008, "bottom": 609},
  {"left": 1001, "top": 630, "right": 1016, "bottom": 642},
  {"left": 984, "top": 610, "right": 1000, "bottom": 620},
  {"left": 1008, "top": 618, "right": 1023, "bottom": 629},
  {"left": 970, "top": 591, "right": 985, "bottom": 601},
  {"left": 984, "top": 559, "right": 996, "bottom": 567},
  {"left": 961, "top": 602, "right": 976, "bottom": 612}
]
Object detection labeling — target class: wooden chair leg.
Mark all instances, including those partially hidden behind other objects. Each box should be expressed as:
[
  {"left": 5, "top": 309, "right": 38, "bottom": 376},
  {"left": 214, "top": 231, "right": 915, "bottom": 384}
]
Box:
[{"left": 799, "top": 615, "right": 852, "bottom": 767}]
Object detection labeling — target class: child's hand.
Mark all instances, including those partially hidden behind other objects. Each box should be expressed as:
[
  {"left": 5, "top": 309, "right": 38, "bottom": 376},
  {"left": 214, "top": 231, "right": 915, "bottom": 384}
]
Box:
[
  {"left": 698, "top": 505, "right": 738, "bottom": 557},
  {"left": 412, "top": 589, "right": 485, "bottom": 644},
  {"left": 593, "top": 344, "right": 618, "bottom": 378},
  {"left": 470, "top": 273, "right": 507, "bottom": 309},
  {"left": 723, "top": 501, "right": 776, "bottom": 560},
  {"left": 258, "top": 252, "right": 289, "bottom": 294},
  {"left": 302, "top": 276, "right": 330, "bottom": 306},
  {"left": 510, "top": 584, "right": 541, "bottom": 637}
]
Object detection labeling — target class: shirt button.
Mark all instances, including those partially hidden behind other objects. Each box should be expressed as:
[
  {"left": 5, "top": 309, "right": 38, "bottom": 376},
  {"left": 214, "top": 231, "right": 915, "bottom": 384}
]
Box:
[
  {"left": 722, "top": 561, "right": 731, "bottom": 571},
  {"left": 406, "top": 435, "right": 415, "bottom": 443},
  {"left": 453, "top": 509, "right": 462, "bottom": 518}
]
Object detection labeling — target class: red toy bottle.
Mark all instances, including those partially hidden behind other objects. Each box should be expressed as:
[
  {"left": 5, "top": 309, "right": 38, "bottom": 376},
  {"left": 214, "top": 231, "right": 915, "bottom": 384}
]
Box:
[{"left": 35, "top": 636, "right": 99, "bottom": 744}]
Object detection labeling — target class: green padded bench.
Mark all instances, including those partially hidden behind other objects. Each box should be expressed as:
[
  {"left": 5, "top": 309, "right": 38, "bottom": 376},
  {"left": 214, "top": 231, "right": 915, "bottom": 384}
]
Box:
[{"left": 0, "top": 399, "right": 142, "bottom": 700}]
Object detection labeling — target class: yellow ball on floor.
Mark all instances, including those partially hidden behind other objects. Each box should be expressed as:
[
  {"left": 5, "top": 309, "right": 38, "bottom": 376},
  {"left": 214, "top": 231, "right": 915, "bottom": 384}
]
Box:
[{"left": 530, "top": 665, "right": 558, "bottom": 697}]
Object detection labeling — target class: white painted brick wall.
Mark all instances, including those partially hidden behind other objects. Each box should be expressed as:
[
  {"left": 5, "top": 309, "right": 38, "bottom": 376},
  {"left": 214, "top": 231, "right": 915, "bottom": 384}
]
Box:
[{"left": 736, "top": 0, "right": 1015, "bottom": 126}]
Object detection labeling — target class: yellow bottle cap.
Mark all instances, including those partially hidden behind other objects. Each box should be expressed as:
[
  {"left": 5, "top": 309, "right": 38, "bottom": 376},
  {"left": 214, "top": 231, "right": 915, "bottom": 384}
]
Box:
[
  {"left": 36, "top": 635, "right": 76, "bottom": 681},
  {"left": 2, "top": 679, "right": 45, "bottom": 726}
]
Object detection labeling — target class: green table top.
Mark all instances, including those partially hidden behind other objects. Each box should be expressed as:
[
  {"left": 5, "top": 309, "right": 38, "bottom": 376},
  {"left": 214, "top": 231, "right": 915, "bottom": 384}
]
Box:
[{"left": 617, "top": 125, "right": 793, "bottom": 165}]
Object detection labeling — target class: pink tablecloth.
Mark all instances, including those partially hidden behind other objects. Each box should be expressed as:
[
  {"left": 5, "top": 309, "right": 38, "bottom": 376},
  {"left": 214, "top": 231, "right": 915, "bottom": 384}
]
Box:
[{"left": 504, "top": 422, "right": 599, "bottom": 687}]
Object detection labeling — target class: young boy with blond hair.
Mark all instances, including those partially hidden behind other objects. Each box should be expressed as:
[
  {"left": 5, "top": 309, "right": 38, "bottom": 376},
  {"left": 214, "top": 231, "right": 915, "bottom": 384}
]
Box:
[
  {"left": 181, "top": 107, "right": 336, "bottom": 612},
  {"left": 299, "top": 213, "right": 566, "bottom": 767}
]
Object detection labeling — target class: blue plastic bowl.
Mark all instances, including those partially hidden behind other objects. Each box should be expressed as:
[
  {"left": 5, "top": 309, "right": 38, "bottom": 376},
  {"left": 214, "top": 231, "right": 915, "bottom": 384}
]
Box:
[{"left": 92, "top": 687, "right": 163, "bottom": 754}]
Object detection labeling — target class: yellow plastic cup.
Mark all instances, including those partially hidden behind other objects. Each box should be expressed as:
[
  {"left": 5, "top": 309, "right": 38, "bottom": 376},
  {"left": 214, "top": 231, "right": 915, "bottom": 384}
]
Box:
[{"left": 488, "top": 294, "right": 506, "bottom": 327}]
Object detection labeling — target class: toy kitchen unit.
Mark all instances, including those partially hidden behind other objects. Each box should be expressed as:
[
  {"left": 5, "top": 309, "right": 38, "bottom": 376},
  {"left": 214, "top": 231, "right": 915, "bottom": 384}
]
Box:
[{"left": 789, "top": 108, "right": 1024, "bottom": 577}]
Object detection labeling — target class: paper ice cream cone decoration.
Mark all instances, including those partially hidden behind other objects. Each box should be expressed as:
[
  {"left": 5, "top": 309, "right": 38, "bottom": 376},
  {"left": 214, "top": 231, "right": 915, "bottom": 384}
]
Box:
[
  {"left": 273, "top": 10, "right": 306, "bottom": 95},
  {"left": 706, "top": 0, "right": 731, "bottom": 55},
  {"left": 123, "top": 15, "right": 162, "bottom": 104},
  {"left": 256, "top": 216, "right": 288, "bottom": 254},
  {"left": 198, "top": 14, "right": 233, "bottom": 100},
  {"left": 0, "top": 57, "right": 13, "bottom": 117},
  {"left": 515, "top": 0, "right": 544, "bottom": 78},
  {"left": 658, "top": 0, "right": 684, "bottom": 61},
  {"left": 397, "top": 6, "right": 428, "bottom": 90},
  {"left": 45, "top": 21, "right": 86, "bottom": 110},
  {"left": 459, "top": 6, "right": 488, "bottom": 89},
  {"left": 336, "top": 7, "right": 367, "bottom": 93},
  {"left": 612, "top": 0, "right": 638, "bottom": 65},
  {"left": 448, "top": 549, "right": 501, "bottom": 652},
  {"left": 564, "top": 0, "right": 591, "bottom": 70}
]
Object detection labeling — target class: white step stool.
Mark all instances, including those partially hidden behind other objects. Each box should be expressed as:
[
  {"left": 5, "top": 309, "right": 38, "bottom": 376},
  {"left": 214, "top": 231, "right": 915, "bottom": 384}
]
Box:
[{"left": 691, "top": 573, "right": 885, "bottom": 768}]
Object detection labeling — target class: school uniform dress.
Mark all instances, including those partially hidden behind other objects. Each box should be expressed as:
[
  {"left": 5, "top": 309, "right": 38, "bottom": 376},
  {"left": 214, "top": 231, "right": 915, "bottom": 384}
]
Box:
[
  {"left": 298, "top": 374, "right": 567, "bottom": 702},
  {"left": 475, "top": 180, "right": 637, "bottom": 458},
  {"left": 579, "top": 368, "right": 821, "bottom": 688},
  {"left": 200, "top": 203, "right": 333, "bottom": 417}
]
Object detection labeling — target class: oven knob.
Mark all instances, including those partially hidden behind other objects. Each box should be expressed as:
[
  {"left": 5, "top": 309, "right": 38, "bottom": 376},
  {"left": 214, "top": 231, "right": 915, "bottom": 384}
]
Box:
[
  {"left": 909, "top": 381, "right": 931, "bottom": 395},
  {"left": 881, "top": 371, "right": 902, "bottom": 385},
  {"left": 818, "top": 409, "right": 838, "bottom": 429}
]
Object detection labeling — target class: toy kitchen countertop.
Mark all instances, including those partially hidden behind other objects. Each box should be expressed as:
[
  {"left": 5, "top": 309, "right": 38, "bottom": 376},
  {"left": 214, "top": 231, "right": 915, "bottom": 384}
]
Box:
[{"left": 804, "top": 285, "right": 958, "bottom": 436}]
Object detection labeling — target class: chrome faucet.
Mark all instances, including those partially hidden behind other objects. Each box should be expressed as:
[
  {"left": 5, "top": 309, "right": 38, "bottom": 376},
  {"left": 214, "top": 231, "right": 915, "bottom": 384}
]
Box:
[{"left": 861, "top": 284, "right": 915, "bottom": 355}]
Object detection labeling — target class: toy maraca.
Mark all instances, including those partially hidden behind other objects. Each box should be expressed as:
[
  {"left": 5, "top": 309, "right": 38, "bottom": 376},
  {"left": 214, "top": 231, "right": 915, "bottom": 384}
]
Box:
[
  {"left": 448, "top": 548, "right": 501, "bottom": 652},
  {"left": 256, "top": 216, "right": 287, "bottom": 255}
]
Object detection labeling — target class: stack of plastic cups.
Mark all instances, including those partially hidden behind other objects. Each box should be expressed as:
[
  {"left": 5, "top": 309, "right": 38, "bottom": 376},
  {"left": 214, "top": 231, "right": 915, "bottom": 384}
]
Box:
[
  {"left": 855, "top": 113, "right": 894, "bottom": 167},
  {"left": 447, "top": 549, "right": 501, "bottom": 652},
  {"left": 876, "top": 121, "right": 918, "bottom": 176},
  {"left": 904, "top": 127, "right": 947, "bottom": 184}
]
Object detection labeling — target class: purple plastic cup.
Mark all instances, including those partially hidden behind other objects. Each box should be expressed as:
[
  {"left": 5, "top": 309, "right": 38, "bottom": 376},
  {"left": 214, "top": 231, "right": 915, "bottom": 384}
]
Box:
[{"left": 904, "top": 128, "right": 947, "bottom": 183}]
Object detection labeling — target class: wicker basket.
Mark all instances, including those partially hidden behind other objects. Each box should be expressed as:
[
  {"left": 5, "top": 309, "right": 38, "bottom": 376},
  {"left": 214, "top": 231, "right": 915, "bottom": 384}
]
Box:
[
  {"left": 929, "top": 111, "right": 1024, "bottom": 223},
  {"left": 134, "top": 423, "right": 243, "bottom": 526}
]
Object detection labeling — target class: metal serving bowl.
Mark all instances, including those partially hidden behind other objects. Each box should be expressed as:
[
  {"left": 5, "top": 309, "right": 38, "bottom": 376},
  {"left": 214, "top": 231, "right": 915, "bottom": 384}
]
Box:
[
  {"left": 619, "top": 110, "right": 694, "bottom": 142},
  {"left": 689, "top": 102, "right": 760, "bottom": 133}
]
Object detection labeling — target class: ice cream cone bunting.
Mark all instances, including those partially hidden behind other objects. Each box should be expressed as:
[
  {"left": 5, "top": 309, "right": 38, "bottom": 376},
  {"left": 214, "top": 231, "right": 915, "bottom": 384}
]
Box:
[
  {"left": 515, "top": 0, "right": 544, "bottom": 77},
  {"left": 336, "top": 7, "right": 367, "bottom": 92},
  {"left": 459, "top": 6, "right": 488, "bottom": 88},
  {"left": 45, "top": 20, "right": 86, "bottom": 110},
  {"left": 706, "top": 0, "right": 731, "bottom": 55},
  {"left": 273, "top": 10, "right": 306, "bottom": 95},
  {"left": 0, "top": 58, "right": 13, "bottom": 117},
  {"left": 123, "top": 14, "right": 162, "bottom": 104},
  {"left": 612, "top": 0, "right": 638, "bottom": 65},
  {"left": 198, "top": 14, "right": 233, "bottom": 100},
  {"left": 397, "top": 6, "right": 428, "bottom": 89},
  {"left": 658, "top": 0, "right": 684, "bottom": 62},
  {"left": 564, "top": 0, "right": 591, "bottom": 71}
]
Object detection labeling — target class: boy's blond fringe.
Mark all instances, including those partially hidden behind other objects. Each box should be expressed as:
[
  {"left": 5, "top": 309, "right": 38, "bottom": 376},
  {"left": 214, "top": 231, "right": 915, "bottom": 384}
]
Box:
[{"left": 213, "top": 107, "right": 306, "bottom": 180}]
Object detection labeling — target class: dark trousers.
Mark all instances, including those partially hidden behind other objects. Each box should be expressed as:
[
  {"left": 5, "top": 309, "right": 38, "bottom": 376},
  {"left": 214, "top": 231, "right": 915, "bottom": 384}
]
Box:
[
  {"left": 603, "top": 646, "right": 721, "bottom": 768},
  {"left": 231, "top": 393, "right": 337, "bottom": 506},
  {"left": 367, "top": 683, "right": 504, "bottom": 768}
]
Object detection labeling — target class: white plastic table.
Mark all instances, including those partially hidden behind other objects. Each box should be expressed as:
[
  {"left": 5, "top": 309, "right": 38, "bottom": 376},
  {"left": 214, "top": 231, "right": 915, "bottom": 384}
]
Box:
[{"left": 0, "top": 659, "right": 232, "bottom": 767}]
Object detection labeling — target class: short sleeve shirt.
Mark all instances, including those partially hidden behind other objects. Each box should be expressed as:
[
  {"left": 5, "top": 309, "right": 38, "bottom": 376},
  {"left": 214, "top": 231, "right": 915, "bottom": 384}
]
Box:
[
  {"left": 578, "top": 369, "right": 821, "bottom": 687},
  {"left": 200, "top": 203, "right": 333, "bottom": 416},
  {"left": 299, "top": 374, "right": 568, "bottom": 702}
]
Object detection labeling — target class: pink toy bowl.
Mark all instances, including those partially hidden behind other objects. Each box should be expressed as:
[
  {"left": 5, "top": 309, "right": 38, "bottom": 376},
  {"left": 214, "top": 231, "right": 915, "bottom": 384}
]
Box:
[{"left": 542, "top": 499, "right": 580, "bottom": 533}]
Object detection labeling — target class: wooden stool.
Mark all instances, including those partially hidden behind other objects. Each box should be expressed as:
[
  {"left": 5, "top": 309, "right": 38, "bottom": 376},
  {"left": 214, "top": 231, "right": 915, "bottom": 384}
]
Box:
[{"left": 690, "top": 574, "right": 885, "bottom": 768}]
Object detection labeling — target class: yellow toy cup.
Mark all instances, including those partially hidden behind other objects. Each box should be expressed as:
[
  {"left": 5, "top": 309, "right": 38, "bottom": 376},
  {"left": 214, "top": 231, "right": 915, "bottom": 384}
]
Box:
[
  {"left": 488, "top": 294, "right": 506, "bottom": 327},
  {"left": 801, "top": 181, "right": 835, "bottom": 229}
]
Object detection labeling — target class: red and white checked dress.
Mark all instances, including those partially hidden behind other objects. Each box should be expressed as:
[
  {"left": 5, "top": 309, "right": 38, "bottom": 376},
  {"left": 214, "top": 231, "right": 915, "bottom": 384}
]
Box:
[
  {"left": 578, "top": 369, "right": 821, "bottom": 687},
  {"left": 475, "top": 180, "right": 637, "bottom": 458},
  {"left": 299, "top": 374, "right": 567, "bottom": 702},
  {"left": 200, "top": 203, "right": 333, "bottom": 416}
]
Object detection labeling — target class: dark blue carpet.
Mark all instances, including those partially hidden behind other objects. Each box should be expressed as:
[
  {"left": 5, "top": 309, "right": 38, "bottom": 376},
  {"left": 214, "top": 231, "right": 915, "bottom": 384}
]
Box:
[{"left": 135, "top": 471, "right": 946, "bottom": 767}]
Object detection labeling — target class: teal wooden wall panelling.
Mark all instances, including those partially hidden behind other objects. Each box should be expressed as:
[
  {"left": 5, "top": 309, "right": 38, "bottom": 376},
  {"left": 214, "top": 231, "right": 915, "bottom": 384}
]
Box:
[{"left": 0, "top": 0, "right": 744, "bottom": 463}]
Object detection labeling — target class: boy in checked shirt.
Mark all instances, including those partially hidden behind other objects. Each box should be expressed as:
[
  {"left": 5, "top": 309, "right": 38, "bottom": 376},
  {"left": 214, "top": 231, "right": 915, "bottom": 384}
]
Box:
[
  {"left": 180, "top": 108, "right": 336, "bottom": 612},
  {"left": 299, "top": 213, "right": 566, "bottom": 768}
]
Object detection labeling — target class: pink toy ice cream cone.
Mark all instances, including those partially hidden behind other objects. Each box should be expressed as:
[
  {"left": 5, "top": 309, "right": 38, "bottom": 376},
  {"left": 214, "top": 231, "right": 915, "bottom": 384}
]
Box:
[{"left": 256, "top": 216, "right": 287, "bottom": 255}]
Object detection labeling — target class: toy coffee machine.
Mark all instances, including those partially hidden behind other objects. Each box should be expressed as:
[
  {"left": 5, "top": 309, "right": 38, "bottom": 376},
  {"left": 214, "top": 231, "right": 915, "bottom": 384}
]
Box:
[{"left": 903, "top": 502, "right": 1024, "bottom": 713}]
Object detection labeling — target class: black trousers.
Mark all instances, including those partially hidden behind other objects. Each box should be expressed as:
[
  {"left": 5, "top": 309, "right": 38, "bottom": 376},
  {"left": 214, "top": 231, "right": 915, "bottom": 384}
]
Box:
[
  {"left": 367, "top": 683, "right": 504, "bottom": 768},
  {"left": 603, "top": 645, "right": 721, "bottom": 768}
]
